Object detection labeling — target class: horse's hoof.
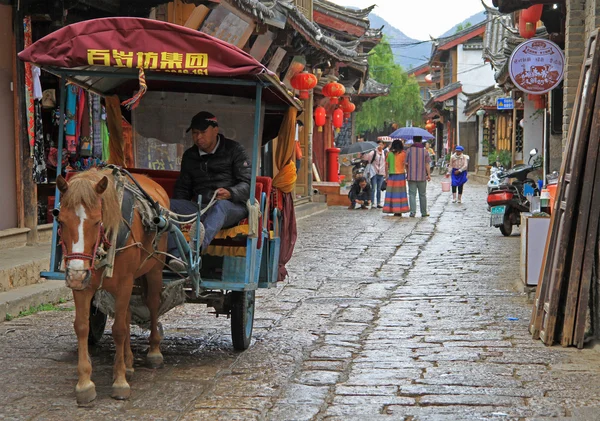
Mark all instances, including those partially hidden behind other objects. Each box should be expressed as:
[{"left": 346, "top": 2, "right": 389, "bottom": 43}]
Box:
[
  {"left": 111, "top": 385, "right": 131, "bottom": 400},
  {"left": 76, "top": 383, "right": 96, "bottom": 406},
  {"left": 147, "top": 353, "right": 164, "bottom": 369},
  {"left": 126, "top": 367, "right": 135, "bottom": 378}
]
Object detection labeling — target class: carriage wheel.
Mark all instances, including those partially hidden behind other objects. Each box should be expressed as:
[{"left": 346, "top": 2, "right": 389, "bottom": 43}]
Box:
[
  {"left": 230, "top": 290, "right": 255, "bottom": 351},
  {"left": 88, "top": 302, "right": 107, "bottom": 346}
]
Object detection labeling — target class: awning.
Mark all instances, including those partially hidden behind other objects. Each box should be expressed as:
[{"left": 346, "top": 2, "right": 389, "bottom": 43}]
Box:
[{"left": 18, "top": 17, "right": 270, "bottom": 77}]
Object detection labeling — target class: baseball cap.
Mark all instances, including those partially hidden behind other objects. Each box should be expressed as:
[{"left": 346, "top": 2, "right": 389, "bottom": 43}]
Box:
[{"left": 186, "top": 111, "right": 218, "bottom": 132}]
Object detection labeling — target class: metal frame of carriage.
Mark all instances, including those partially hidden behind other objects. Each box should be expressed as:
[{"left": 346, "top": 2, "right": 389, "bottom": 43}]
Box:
[{"left": 32, "top": 29, "right": 302, "bottom": 351}]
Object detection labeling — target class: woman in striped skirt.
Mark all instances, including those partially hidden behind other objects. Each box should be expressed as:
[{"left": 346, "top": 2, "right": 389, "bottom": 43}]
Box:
[{"left": 383, "top": 139, "right": 410, "bottom": 216}]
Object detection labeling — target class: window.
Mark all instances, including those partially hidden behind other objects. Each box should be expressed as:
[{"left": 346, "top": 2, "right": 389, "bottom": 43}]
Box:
[{"left": 295, "top": 0, "right": 313, "bottom": 21}]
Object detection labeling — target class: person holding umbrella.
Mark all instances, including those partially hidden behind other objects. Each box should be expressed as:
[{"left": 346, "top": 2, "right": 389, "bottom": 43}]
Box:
[
  {"left": 446, "top": 145, "right": 469, "bottom": 203},
  {"left": 361, "top": 139, "right": 387, "bottom": 208},
  {"left": 405, "top": 135, "right": 431, "bottom": 217}
]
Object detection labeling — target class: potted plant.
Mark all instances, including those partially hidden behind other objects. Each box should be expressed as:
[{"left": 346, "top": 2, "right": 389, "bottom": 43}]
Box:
[{"left": 498, "top": 150, "right": 512, "bottom": 169}]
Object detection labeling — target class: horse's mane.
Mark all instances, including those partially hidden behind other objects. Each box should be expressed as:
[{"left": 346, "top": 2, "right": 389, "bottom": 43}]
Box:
[{"left": 61, "top": 169, "right": 121, "bottom": 237}]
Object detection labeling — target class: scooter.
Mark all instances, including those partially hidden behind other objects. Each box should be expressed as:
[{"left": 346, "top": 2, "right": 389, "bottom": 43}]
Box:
[
  {"left": 351, "top": 158, "right": 366, "bottom": 179},
  {"left": 487, "top": 149, "right": 541, "bottom": 236}
]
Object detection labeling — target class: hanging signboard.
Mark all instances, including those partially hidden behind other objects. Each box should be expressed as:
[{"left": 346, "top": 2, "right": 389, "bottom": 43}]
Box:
[
  {"left": 509, "top": 39, "right": 565, "bottom": 95},
  {"left": 497, "top": 98, "right": 514, "bottom": 110}
]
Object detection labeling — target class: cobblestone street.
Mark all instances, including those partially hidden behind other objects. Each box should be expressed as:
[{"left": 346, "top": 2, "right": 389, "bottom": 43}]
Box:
[{"left": 3, "top": 179, "right": 600, "bottom": 420}]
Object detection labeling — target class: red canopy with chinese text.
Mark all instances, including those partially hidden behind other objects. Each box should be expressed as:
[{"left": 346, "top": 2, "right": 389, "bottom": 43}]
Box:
[{"left": 18, "top": 17, "right": 272, "bottom": 77}]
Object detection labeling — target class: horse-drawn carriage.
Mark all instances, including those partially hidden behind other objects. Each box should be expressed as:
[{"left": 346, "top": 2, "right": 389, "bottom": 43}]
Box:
[{"left": 19, "top": 17, "right": 301, "bottom": 404}]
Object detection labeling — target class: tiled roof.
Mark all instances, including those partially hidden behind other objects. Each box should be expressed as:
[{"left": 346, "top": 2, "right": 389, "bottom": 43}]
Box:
[
  {"left": 430, "top": 81, "right": 463, "bottom": 99},
  {"left": 314, "top": 0, "right": 375, "bottom": 24},
  {"left": 359, "top": 78, "right": 391, "bottom": 96},
  {"left": 482, "top": 4, "right": 549, "bottom": 85},
  {"left": 229, "top": 0, "right": 276, "bottom": 21},
  {"left": 425, "top": 81, "right": 462, "bottom": 109},
  {"left": 407, "top": 62, "right": 430, "bottom": 76},
  {"left": 463, "top": 85, "right": 506, "bottom": 116},
  {"left": 280, "top": 1, "right": 361, "bottom": 62}
]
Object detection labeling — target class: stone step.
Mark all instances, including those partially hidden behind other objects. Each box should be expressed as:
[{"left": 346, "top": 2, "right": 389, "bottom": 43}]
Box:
[
  {"left": 295, "top": 201, "right": 328, "bottom": 220},
  {"left": 0, "top": 243, "right": 52, "bottom": 293}
]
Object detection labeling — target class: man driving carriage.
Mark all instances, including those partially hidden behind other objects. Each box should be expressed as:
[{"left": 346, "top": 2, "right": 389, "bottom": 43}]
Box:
[{"left": 168, "top": 111, "right": 251, "bottom": 270}]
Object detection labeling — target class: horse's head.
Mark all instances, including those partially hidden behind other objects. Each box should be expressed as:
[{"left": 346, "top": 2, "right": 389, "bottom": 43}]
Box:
[{"left": 56, "top": 173, "right": 115, "bottom": 290}]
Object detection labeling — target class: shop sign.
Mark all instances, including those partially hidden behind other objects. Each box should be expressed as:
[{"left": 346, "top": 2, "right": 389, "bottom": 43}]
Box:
[
  {"left": 509, "top": 39, "right": 565, "bottom": 95},
  {"left": 497, "top": 98, "right": 514, "bottom": 110}
]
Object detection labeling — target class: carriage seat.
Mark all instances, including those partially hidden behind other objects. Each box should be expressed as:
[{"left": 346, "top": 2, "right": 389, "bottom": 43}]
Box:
[{"left": 125, "top": 169, "right": 273, "bottom": 256}]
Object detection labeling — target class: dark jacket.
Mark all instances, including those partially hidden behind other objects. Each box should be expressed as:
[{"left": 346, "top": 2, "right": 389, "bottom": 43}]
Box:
[
  {"left": 349, "top": 181, "right": 372, "bottom": 200},
  {"left": 173, "top": 134, "right": 251, "bottom": 204}
]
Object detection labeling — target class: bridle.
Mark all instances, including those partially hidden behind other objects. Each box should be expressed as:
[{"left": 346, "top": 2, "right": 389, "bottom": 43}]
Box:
[{"left": 59, "top": 205, "right": 112, "bottom": 273}]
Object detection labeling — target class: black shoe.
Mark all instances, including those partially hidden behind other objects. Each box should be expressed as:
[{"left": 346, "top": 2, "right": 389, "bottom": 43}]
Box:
[
  {"left": 377, "top": 205, "right": 383, "bottom": 209},
  {"left": 168, "top": 258, "right": 187, "bottom": 273}
]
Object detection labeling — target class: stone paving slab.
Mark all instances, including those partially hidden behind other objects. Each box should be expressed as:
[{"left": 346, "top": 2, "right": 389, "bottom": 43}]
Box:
[{"left": 2, "top": 178, "right": 600, "bottom": 420}]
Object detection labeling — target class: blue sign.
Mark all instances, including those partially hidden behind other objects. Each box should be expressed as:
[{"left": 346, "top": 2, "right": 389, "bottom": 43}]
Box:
[{"left": 497, "top": 98, "right": 514, "bottom": 110}]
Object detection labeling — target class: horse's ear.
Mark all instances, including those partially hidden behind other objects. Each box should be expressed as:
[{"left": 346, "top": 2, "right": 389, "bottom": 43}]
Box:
[
  {"left": 56, "top": 175, "right": 68, "bottom": 194},
  {"left": 95, "top": 176, "right": 109, "bottom": 195}
]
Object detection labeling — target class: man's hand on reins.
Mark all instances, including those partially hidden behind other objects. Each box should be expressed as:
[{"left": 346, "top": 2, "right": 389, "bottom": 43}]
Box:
[{"left": 215, "top": 188, "right": 231, "bottom": 200}]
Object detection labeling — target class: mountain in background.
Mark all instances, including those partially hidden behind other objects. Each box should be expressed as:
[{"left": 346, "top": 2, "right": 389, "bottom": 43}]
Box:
[{"left": 369, "top": 11, "right": 487, "bottom": 70}]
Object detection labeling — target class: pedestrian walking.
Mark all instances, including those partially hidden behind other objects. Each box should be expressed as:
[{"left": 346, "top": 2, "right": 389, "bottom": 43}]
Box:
[
  {"left": 348, "top": 176, "right": 372, "bottom": 209},
  {"left": 361, "top": 139, "right": 387, "bottom": 208},
  {"left": 446, "top": 145, "right": 469, "bottom": 203},
  {"left": 405, "top": 135, "right": 431, "bottom": 217},
  {"left": 383, "top": 139, "right": 410, "bottom": 216}
]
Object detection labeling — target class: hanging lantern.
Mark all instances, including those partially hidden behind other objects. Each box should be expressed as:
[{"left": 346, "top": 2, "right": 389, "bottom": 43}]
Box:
[
  {"left": 519, "top": 5, "right": 543, "bottom": 39},
  {"left": 290, "top": 71, "right": 318, "bottom": 100},
  {"left": 340, "top": 97, "right": 356, "bottom": 120},
  {"left": 322, "top": 82, "right": 346, "bottom": 105},
  {"left": 332, "top": 108, "right": 344, "bottom": 132},
  {"left": 314, "top": 106, "right": 326, "bottom": 132},
  {"left": 424, "top": 74, "right": 433, "bottom": 84}
]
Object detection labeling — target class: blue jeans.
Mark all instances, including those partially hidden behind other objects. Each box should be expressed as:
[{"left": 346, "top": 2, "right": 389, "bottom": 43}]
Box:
[
  {"left": 408, "top": 180, "right": 427, "bottom": 216},
  {"left": 168, "top": 198, "right": 248, "bottom": 256},
  {"left": 371, "top": 174, "right": 385, "bottom": 206}
]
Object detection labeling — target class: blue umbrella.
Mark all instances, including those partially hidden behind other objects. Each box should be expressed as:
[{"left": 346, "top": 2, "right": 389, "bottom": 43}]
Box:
[{"left": 389, "top": 127, "right": 434, "bottom": 141}]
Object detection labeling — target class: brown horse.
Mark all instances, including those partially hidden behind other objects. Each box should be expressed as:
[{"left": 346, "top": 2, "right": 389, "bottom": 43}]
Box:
[{"left": 56, "top": 169, "right": 169, "bottom": 405}]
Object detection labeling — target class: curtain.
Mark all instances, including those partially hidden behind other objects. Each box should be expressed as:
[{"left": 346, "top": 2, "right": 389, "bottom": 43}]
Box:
[
  {"left": 105, "top": 95, "right": 126, "bottom": 167},
  {"left": 272, "top": 107, "right": 298, "bottom": 281}
]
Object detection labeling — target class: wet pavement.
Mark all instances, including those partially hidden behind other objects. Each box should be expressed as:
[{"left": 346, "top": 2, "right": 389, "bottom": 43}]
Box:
[{"left": 2, "top": 178, "right": 600, "bottom": 420}]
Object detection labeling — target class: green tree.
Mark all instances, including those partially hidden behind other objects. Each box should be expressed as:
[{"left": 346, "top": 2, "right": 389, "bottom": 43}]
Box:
[{"left": 356, "top": 37, "right": 423, "bottom": 134}]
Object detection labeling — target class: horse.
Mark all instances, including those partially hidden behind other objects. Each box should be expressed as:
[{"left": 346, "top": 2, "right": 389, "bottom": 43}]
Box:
[{"left": 55, "top": 168, "right": 169, "bottom": 405}]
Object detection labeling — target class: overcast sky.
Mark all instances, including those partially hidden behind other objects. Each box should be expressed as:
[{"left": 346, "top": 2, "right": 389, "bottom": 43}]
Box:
[{"left": 328, "top": 0, "right": 494, "bottom": 40}]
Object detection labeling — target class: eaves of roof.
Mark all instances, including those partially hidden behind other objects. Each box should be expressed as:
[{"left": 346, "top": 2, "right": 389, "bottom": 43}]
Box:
[
  {"left": 228, "top": 0, "right": 276, "bottom": 21},
  {"left": 463, "top": 85, "right": 506, "bottom": 116},
  {"left": 280, "top": 1, "right": 360, "bottom": 63},
  {"left": 314, "top": 0, "right": 375, "bottom": 20},
  {"left": 358, "top": 77, "right": 391, "bottom": 97},
  {"left": 408, "top": 63, "right": 430, "bottom": 77},
  {"left": 425, "top": 81, "right": 463, "bottom": 108}
]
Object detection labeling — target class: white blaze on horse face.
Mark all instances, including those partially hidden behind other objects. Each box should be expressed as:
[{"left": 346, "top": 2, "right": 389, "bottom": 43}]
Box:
[{"left": 69, "top": 205, "right": 87, "bottom": 271}]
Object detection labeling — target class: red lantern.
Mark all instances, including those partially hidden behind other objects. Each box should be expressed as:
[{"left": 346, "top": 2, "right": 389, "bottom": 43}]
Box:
[
  {"left": 519, "top": 5, "right": 543, "bottom": 39},
  {"left": 314, "top": 106, "right": 326, "bottom": 132},
  {"left": 332, "top": 108, "right": 344, "bottom": 132},
  {"left": 425, "top": 74, "right": 433, "bottom": 83},
  {"left": 290, "top": 71, "right": 318, "bottom": 100},
  {"left": 340, "top": 97, "right": 356, "bottom": 120},
  {"left": 322, "top": 82, "right": 346, "bottom": 105}
]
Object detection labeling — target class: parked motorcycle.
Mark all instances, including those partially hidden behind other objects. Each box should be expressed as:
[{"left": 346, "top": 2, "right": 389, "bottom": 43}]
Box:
[
  {"left": 351, "top": 158, "right": 367, "bottom": 179},
  {"left": 487, "top": 149, "right": 541, "bottom": 236}
]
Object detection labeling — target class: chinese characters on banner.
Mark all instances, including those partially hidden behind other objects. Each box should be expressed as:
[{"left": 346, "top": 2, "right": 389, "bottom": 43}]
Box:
[
  {"left": 87, "top": 50, "right": 209, "bottom": 75},
  {"left": 509, "top": 39, "right": 565, "bottom": 95}
]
